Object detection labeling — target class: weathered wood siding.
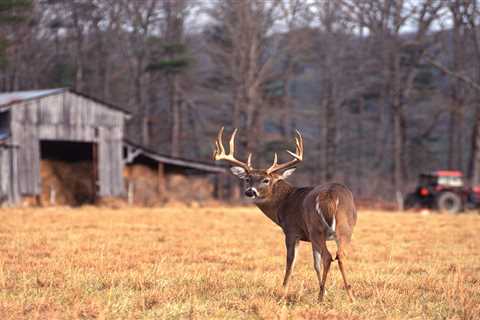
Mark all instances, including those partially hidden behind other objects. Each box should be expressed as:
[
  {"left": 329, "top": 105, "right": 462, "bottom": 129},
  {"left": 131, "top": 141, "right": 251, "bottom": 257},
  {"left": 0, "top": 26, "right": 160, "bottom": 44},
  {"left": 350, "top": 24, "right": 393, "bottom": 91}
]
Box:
[
  {"left": 8, "top": 90, "right": 126, "bottom": 200},
  {"left": 0, "top": 145, "right": 20, "bottom": 204},
  {"left": 98, "top": 127, "right": 124, "bottom": 197}
]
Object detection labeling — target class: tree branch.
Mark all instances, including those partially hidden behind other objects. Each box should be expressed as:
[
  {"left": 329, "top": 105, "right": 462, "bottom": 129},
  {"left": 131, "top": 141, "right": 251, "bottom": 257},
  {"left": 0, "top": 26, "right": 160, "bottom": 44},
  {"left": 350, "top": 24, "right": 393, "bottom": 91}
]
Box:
[{"left": 425, "top": 56, "right": 480, "bottom": 92}]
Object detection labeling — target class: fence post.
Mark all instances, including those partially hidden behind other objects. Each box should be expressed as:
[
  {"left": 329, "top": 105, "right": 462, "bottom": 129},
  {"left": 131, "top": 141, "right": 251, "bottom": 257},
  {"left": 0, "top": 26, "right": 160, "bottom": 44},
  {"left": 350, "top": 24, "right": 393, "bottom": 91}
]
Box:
[
  {"left": 128, "top": 181, "right": 134, "bottom": 206},
  {"left": 49, "top": 186, "right": 56, "bottom": 206},
  {"left": 396, "top": 191, "right": 404, "bottom": 211}
]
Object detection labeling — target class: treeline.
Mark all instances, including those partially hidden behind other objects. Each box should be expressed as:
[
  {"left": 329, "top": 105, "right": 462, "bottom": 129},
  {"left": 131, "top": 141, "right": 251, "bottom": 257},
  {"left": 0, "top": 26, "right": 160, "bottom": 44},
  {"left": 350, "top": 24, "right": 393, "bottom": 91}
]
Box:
[{"left": 2, "top": 0, "right": 480, "bottom": 201}]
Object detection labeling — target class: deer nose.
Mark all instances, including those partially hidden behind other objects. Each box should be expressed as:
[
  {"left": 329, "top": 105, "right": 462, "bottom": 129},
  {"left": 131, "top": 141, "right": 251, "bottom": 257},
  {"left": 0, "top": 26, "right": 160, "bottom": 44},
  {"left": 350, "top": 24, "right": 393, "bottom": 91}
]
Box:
[{"left": 245, "top": 188, "right": 255, "bottom": 198}]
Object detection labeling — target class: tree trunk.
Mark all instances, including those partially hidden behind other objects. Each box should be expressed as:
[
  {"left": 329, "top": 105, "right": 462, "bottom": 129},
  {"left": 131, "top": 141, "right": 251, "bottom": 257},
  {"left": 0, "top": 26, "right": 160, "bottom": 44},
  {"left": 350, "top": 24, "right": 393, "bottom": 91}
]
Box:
[
  {"left": 324, "top": 82, "right": 336, "bottom": 181},
  {"left": 170, "top": 74, "right": 181, "bottom": 157},
  {"left": 393, "top": 106, "right": 404, "bottom": 194},
  {"left": 229, "top": 91, "right": 243, "bottom": 201},
  {"left": 471, "top": 106, "right": 480, "bottom": 186},
  {"left": 325, "top": 103, "right": 336, "bottom": 181}
]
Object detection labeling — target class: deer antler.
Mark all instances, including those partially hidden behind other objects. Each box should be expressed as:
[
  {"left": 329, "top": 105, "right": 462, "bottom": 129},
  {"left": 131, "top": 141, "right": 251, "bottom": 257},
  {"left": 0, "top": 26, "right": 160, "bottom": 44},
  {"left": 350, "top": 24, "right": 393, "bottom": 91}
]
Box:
[
  {"left": 266, "top": 130, "right": 303, "bottom": 174},
  {"left": 213, "top": 127, "right": 252, "bottom": 171}
]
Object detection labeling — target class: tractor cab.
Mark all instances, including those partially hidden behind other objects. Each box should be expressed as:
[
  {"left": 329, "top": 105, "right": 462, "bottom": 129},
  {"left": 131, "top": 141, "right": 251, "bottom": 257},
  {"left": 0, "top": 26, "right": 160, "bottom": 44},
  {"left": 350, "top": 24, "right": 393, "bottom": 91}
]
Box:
[
  {"left": 405, "top": 170, "right": 467, "bottom": 213},
  {"left": 418, "top": 170, "right": 464, "bottom": 190}
]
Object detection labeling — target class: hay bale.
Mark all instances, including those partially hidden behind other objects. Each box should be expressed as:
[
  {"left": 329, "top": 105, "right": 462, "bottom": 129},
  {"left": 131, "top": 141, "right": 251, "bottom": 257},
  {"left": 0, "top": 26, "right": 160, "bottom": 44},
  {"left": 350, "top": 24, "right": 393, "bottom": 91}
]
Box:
[
  {"left": 124, "top": 164, "right": 216, "bottom": 206},
  {"left": 166, "top": 174, "right": 214, "bottom": 202},
  {"left": 124, "top": 163, "right": 163, "bottom": 206},
  {"left": 40, "top": 159, "right": 94, "bottom": 206}
]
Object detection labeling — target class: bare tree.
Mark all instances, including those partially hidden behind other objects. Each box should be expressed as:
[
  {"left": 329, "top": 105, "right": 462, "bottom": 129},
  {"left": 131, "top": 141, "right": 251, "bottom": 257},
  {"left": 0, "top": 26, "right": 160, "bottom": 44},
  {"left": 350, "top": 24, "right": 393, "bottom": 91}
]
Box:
[
  {"left": 205, "top": 0, "right": 285, "bottom": 152},
  {"left": 161, "top": 0, "right": 190, "bottom": 157},
  {"left": 343, "top": 0, "right": 443, "bottom": 196},
  {"left": 122, "top": 0, "right": 161, "bottom": 146}
]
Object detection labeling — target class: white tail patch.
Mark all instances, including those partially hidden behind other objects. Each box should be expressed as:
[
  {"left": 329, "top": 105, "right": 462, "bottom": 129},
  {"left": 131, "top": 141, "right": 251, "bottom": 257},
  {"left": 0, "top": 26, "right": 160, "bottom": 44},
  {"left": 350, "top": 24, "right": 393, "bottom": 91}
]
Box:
[
  {"left": 332, "top": 197, "right": 339, "bottom": 232},
  {"left": 315, "top": 195, "right": 337, "bottom": 240}
]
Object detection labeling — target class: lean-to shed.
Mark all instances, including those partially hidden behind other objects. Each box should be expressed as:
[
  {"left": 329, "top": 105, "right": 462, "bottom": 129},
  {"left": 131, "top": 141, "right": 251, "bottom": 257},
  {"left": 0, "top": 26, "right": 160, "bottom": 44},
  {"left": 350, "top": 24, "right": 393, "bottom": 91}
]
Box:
[
  {"left": 123, "top": 140, "right": 226, "bottom": 205},
  {"left": 0, "top": 88, "right": 129, "bottom": 205}
]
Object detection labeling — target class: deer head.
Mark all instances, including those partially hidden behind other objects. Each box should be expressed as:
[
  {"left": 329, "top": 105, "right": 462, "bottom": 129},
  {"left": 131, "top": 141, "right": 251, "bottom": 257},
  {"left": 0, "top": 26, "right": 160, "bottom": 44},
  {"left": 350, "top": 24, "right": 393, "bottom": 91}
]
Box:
[{"left": 213, "top": 127, "right": 303, "bottom": 200}]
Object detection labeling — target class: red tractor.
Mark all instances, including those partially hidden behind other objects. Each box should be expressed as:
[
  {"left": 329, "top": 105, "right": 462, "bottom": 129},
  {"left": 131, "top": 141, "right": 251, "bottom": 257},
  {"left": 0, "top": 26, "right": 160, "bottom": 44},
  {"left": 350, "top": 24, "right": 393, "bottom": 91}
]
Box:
[{"left": 404, "top": 170, "right": 480, "bottom": 214}]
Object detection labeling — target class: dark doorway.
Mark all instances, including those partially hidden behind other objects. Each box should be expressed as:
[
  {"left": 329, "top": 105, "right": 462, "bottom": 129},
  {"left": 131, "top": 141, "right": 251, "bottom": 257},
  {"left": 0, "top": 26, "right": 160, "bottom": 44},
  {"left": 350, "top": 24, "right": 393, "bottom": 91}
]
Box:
[
  {"left": 0, "top": 110, "right": 10, "bottom": 141},
  {"left": 40, "top": 140, "right": 96, "bottom": 206}
]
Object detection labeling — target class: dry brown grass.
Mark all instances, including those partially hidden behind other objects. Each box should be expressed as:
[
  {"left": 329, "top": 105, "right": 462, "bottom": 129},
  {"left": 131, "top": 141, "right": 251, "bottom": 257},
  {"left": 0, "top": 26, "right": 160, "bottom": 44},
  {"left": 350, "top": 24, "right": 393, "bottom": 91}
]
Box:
[{"left": 0, "top": 207, "right": 479, "bottom": 319}]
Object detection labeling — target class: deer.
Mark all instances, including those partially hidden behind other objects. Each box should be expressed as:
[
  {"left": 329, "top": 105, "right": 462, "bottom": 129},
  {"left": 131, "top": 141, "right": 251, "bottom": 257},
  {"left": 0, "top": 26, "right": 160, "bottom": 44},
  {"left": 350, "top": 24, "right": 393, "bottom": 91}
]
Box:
[{"left": 213, "top": 127, "right": 357, "bottom": 302}]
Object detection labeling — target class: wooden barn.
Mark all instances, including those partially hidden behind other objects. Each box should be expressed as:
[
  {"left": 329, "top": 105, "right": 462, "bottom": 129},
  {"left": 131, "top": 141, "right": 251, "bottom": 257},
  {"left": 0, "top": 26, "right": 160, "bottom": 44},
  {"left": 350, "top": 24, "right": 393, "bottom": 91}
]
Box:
[
  {"left": 0, "top": 88, "right": 128, "bottom": 205},
  {"left": 0, "top": 88, "right": 225, "bottom": 206}
]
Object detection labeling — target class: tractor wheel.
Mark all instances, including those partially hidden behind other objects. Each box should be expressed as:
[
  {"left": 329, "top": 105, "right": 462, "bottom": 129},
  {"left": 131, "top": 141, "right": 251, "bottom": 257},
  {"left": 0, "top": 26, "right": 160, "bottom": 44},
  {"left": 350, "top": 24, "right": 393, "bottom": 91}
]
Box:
[{"left": 436, "top": 192, "right": 463, "bottom": 214}]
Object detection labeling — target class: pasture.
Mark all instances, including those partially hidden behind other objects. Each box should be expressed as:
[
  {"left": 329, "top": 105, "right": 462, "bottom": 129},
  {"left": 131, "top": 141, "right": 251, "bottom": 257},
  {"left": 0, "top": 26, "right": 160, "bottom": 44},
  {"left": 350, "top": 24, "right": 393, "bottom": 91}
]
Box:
[{"left": 0, "top": 207, "right": 479, "bottom": 319}]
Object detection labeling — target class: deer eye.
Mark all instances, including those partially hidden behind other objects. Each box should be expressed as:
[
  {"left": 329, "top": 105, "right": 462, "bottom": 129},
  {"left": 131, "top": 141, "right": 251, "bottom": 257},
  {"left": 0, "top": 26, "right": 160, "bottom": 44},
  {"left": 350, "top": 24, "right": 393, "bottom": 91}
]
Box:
[{"left": 262, "top": 178, "right": 270, "bottom": 184}]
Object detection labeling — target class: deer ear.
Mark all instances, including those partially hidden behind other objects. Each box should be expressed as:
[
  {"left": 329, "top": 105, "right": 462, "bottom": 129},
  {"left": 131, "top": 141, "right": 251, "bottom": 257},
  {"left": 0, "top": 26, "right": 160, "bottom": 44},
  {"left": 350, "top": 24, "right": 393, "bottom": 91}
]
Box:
[
  {"left": 230, "top": 166, "right": 248, "bottom": 179},
  {"left": 279, "top": 168, "right": 296, "bottom": 179}
]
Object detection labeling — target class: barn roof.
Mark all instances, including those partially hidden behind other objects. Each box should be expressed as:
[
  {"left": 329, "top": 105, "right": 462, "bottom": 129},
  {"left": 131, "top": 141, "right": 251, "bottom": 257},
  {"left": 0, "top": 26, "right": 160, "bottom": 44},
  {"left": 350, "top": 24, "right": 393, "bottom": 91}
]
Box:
[
  {"left": 0, "top": 88, "right": 130, "bottom": 114},
  {"left": 0, "top": 88, "right": 64, "bottom": 107},
  {"left": 124, "top": 140, "right": 226, "bottom": 174}
]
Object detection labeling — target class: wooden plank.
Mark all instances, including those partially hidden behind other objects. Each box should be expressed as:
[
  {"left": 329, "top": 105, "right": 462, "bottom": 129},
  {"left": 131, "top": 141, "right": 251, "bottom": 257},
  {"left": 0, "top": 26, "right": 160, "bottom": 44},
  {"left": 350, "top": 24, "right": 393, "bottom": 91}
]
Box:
[
  {"left": 0, "top": 146, "right": 20, "bottom": 205},
  {"left": 10, "top": 147, "right": 20, "bottom": 203},
  {"left": 32, "top": 136, "right": 41, "bottom": 194},
  {"left": 14, "top": 123, "right": 40, "bottom": 195},
  {"left": 0, "top": 148, "right": 7, "bottom": 202},
  {"left": 37, "top": 124, "right": 95, "bottom": 141},
  {"left": 111, "top": 140, "right": 125, "bottom": 196},
  {"left": 97, "top": 128, "right": 110, "bottom": 197}
]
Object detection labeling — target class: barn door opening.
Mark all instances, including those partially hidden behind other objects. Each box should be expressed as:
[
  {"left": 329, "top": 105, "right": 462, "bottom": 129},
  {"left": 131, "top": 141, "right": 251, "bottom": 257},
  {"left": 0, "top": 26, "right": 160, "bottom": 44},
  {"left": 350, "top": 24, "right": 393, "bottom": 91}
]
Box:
[
  {"left": 39, "top": 140, "right": 96, "bottom": 206},
  {"left": 0, "top": 110, "right": 11, "bottom": 141}
]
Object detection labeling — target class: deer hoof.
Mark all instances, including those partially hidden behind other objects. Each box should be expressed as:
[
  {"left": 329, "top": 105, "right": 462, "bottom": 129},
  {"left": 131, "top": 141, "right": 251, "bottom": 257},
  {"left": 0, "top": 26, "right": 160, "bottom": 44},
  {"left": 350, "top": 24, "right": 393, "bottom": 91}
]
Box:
[
  {"left": 347, "top": 292, "right": 355, "bottom": 303},
  {"left": 318, "top": 288, "right": 327, "bottom": 302}
]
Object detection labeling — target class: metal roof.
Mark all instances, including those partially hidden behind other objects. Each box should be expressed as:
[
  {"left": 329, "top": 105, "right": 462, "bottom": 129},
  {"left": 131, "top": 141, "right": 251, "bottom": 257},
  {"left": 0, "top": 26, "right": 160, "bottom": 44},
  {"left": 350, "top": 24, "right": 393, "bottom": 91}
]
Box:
[
  {"left": 0, "top": 88, "right": 65, "bottom": 107},
  {"left": 0, "top": 88, "right": 130, "bottom": 114},
  {"left": 124, "top": 140, "right": 226, "bottom": 174}
]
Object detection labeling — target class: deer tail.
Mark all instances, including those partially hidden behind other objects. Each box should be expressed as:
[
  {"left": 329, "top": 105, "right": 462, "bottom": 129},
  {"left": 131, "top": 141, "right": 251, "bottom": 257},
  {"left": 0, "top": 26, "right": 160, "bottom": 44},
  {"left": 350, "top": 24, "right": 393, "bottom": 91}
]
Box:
[{"left": 315, "top": 195, "right": 338, "bottom": 239}]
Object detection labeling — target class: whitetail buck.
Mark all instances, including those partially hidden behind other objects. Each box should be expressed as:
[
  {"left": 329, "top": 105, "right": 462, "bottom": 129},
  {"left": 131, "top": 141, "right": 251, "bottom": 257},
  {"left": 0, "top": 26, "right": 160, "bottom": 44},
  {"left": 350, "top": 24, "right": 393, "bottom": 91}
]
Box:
[{"left": 213, "top": 127, "right": 357, "bottom": 302}]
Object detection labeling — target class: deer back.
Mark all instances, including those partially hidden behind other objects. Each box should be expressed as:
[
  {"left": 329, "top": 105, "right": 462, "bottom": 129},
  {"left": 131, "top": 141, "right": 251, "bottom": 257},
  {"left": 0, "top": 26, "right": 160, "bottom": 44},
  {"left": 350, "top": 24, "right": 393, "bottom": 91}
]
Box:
[{"left": 303, "top": 182, "right": 357, "bottom": 242}]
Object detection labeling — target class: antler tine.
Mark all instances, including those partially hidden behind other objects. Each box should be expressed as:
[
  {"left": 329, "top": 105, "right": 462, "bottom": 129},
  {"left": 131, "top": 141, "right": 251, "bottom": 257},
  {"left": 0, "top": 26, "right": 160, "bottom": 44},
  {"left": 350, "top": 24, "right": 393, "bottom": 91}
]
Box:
[
  {"left": 229, "top": 128, "right": 238, "bottom": 156},
  {"left": 287, "top": 130, "right": 303, "bottom": 160},
  {"left": 213, "top": 127, "right": 252, "bottom": 171},
  {"left": 247, "top": 153, "right": 252, "bottom": 167},
  {"left": 266, "top": 130, "right": 304, "bottom": 174},
  {"left": 215, "top": 127, "right": 225, "bottom": 155},
  {"left": 297, "top": 130, "right": 304, "bottom": 154}
]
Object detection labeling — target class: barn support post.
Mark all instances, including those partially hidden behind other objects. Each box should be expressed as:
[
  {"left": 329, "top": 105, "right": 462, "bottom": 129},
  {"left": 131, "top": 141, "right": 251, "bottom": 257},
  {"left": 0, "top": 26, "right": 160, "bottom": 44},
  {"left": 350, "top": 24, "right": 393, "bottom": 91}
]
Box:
[
  {"left": 128, "top": 181, "right": 134, "bottom": 206},
  {"left": 158, "top": 162, "right": 166, "bottom": 195},
  {"left": 92, "top": 142, "right": 98, "bottom": 202},
  {"left": 214, "top": 173, "right": 226, "bottom": 200},
  {"left": 10, "top": 146, "right": 20, "bottom": 204},
  {"left": 49, "top": 186, "right": 56, "bottom": 206},
  {"left": 213, "top": 174, "right": 221, "bottom": 199}
]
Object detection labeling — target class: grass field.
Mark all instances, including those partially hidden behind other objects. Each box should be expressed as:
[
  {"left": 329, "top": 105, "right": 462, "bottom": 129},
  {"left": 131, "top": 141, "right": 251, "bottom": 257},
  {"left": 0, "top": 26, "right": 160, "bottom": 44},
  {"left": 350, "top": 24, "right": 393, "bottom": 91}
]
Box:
[{"left": 0, "top": 206, "right": 479, "bottom": 319}]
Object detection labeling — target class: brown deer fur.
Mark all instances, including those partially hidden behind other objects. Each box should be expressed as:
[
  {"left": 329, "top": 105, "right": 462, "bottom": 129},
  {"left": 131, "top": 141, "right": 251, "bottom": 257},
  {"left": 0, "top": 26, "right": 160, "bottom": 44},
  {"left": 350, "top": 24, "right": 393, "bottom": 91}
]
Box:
[{"left": 213, "top": 128, "right": 357, "bottom": 302}]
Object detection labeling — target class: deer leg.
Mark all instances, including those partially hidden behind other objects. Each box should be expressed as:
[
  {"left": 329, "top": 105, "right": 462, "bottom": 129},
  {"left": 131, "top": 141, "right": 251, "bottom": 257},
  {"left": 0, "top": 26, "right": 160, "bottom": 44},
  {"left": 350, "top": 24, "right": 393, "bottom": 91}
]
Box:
[
  {"left": 282, "top": 236, "right": 299, "bottom": 288},
  {"left": 336, "top": 242, "right": 355, "bottom": 302},
  {"left": 313, "top": 240, "right": 332, "bottom": 302},
  {"left": 312, "top": 246, "right": 323, "bottom": 297}
]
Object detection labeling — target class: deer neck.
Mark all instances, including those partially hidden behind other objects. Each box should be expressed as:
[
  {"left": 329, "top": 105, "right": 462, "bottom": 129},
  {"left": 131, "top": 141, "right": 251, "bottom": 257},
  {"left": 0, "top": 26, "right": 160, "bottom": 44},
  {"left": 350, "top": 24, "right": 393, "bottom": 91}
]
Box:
[{"left": 255, "top": 180, "right": 295, "bottom": 225}]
